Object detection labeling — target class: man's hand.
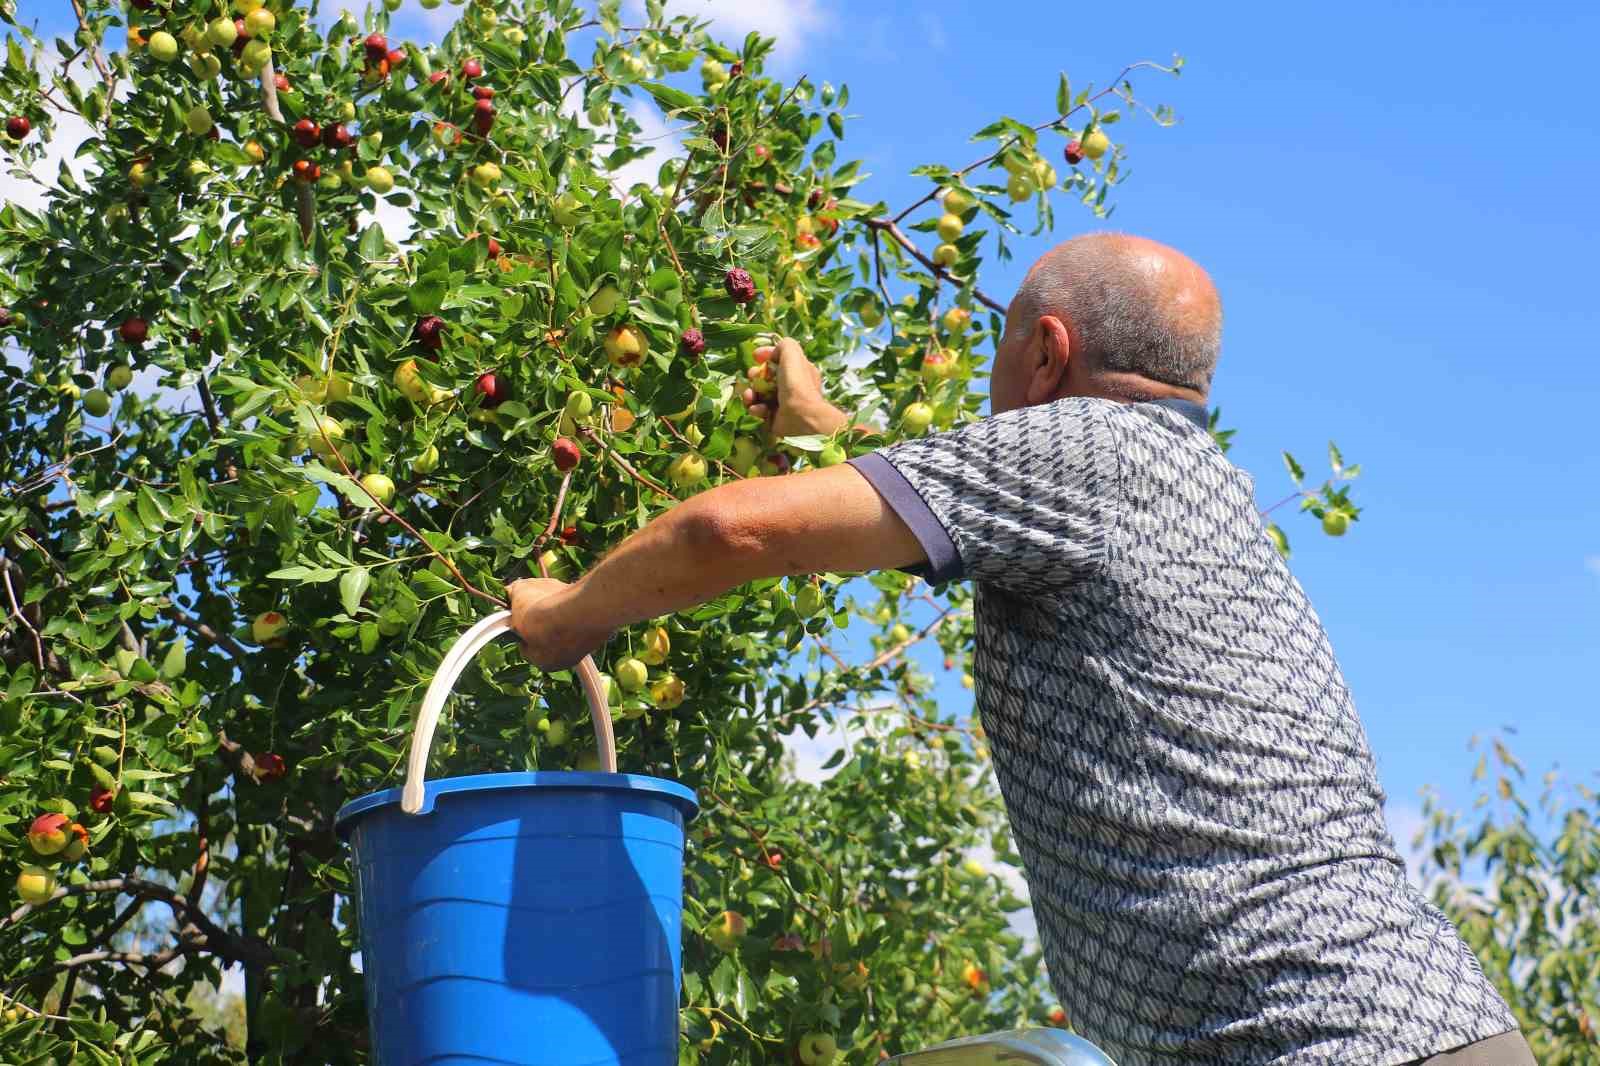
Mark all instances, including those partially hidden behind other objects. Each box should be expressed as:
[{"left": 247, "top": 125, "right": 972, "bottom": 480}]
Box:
[
  {"left": 743, "top": 337, "right": 851, "bottom": 438},
  {"left": 506, "top": 577, "right": 608, "bottom": 670}
]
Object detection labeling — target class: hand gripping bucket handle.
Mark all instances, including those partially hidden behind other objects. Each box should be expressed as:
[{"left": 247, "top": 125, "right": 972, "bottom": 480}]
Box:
[{"left": 401, "top": 610, "right": 616, "bottom": 815}]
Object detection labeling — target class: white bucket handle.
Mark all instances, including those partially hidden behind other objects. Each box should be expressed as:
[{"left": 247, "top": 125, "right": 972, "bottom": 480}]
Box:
[{"left": 401, "top": 610, "right": 618, "bottom": 815}]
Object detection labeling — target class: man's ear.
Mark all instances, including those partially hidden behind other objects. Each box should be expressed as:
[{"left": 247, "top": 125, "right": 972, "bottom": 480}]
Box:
[{"left": 1025, "top": 314, "right": 1072, "bottom": 404}]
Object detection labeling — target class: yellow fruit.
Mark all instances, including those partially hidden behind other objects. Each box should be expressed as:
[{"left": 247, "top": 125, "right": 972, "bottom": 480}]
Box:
[
  {"left": 942, "top": 307, "right": 971, "bottom": 333},
  {"left": 1006, "top": 172, "right": 1033, "bottom": 202},
  {"left": 469, "top": 162, "right": 501, "bottom": 189},
  {"left": 16, "top": 866, "right": 56, "bottom": 905},
  {"left": 667, "top": 452, "right": 707, "bottom": 487},
  {"left": 243, "top": 140, "right": 265, "bottom": 164},
  {"left": 252, "top": 610, "right": 288, "bottom": 644},
  {"left": 932, "top": 243, "right": 959, "bottom": 268},
  {"left": 936, "top": 212, "right": 964, "bottom": 241},
  {"left": 706, "top": 909, "right": 746, "bottom": 951},
  {"left": 649, "top": 674, "right": 685, "bottom": 709},
  {"left": 603, "top": 325, "right": 647, "bottom": 369},
  {"left": 1080, "top": 128, "right": 1111, "bottom": 160},
  {"left": 615, "top": 657, "right": 648, "bottom": 692},
  {"left": 307, "top": 416, "right": 345, "bottom": 458},
  {"left": 243, "top": 7, "right": 274, "bottom": 36},
  {"left": 359, "top": 473, "right": 396, "bottom": 507},
  {"left": 129, "top": 162, "right": 153, "bottom": 188},
  {"left": 638, "top": 625, "right": 670, "bottom": 665},
  {"left": 239, "top": 39, "right": 271, "bottom": 72},
  {"left": 941, "top": 187, "right": 974, "bottom": 214}
]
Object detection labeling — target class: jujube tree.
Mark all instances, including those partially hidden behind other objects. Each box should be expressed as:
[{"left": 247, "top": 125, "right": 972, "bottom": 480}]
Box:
[{"left": 0, "top": 0, "right": 1362, "bottom": 1061}]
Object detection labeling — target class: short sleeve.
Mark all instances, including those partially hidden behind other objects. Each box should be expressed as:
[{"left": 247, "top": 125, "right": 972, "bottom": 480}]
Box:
[{"left": 848, "top": 397, "right": 1115, "bottom": 592}]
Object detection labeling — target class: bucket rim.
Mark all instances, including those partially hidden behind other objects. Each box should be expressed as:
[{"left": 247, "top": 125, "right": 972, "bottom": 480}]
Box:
[{"left": 334, "top": 770, "right": 699, "bottom": 836}]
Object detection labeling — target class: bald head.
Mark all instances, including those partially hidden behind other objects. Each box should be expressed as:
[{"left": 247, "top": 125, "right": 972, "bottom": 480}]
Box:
[{"left": 1009, "top": 233, "right": 1222, "bottom": 395}]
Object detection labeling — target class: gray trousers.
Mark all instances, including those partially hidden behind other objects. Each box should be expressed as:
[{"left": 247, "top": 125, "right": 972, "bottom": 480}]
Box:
[{"left": 1405, "top": 1030, "right": 1537, "bottom": 1065}]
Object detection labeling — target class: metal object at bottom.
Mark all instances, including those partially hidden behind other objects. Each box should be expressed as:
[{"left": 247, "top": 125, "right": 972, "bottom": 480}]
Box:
[{"left": 884, "top": 1028, "right": 1118, "bottom": 1066}]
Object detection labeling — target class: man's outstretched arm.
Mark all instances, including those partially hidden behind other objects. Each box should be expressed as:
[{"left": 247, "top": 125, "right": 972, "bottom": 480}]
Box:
[{"left": 508, "top": 462, "right": 927, "bottom": 669}]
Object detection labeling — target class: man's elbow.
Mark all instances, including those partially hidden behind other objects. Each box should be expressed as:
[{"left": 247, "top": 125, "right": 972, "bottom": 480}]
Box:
[{"left": 681, "top": 491, "right": 769, "bottom": 561}]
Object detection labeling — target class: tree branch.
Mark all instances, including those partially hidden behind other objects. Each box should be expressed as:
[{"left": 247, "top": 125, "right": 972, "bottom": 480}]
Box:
[
  {"left": 578, "top": 426, "right": 678, "bottom": 501},
  {"left": 865, "top": 219, "right": 1008, "bottom": 315},
  {"left": 2, "top": 876, "right": 278, "bottom": 969},
  {"left": 166, "top": 605, "right": 248, "bottom": 662}
]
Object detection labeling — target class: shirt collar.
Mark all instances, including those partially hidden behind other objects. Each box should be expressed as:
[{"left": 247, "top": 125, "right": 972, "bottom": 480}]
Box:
[{"left": 1144, "top": 396, "right": 1209, "bottom": 431}]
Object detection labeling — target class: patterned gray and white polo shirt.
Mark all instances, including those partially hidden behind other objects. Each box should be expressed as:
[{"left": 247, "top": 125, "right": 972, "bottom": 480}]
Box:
[{"left": 850, "top": 396, "right": 1519, "bottom": 1066}]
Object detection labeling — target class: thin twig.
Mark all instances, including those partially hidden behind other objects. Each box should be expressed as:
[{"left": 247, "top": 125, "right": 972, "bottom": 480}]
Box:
[
  {"left": 319, "top": 423, "right": 506, "bottom": 608},
  {"left": 578, "top": 426, "right": 677, "bottom": 501},
  {"left": 889, "top": 60, "right": 1169, "bottom": 225},
  {"left": 866, "top": 219, "right": 1008, "bottom": 315},
  {"left": 531, "top": 469, "right": 575, "bottom": 554},
  {"left": 1, "top": 562, "right": 44, "bottom": 671}
]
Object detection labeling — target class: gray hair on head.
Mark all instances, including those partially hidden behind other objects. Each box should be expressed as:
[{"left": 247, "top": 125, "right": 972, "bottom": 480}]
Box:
[{"left": 1009, "top": 232, "right": 1222, "bottom": 394}]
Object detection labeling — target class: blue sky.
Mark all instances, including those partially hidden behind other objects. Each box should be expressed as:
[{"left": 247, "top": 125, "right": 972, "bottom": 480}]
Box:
[
  {"left": 742, "top": 0, "right": 1600, "bottom": 856},
  {"left": 9, "top": 0, "right": 1597, "bottom": 878}
]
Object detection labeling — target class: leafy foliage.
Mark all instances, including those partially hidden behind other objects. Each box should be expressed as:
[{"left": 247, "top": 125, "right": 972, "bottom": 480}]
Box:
[
  {"left": 1416, "top": 739, "right": 1600, "bottom": 1065},
  {"left": 0, "top": 1, "right": 1356, "bottom": 1062}
]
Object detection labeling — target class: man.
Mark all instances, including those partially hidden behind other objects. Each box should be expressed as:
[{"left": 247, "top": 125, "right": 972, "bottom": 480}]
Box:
[{"left": 508, "top": 234, "right": 1532, "bottom": 1065}]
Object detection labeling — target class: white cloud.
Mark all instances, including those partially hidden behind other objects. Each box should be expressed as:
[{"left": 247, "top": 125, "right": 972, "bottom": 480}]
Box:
[
  {"left": 918, "top": 12, "right": 947, "bottom": 51},
  {"left": 625, "top": 0, "right": 831, "bottom": 59},
  {"left": 1585, "top": 556, "right": 1600, "bottom": 582},
  {"left": 0, "top": 92, "right": 98, "bottom": 216}
]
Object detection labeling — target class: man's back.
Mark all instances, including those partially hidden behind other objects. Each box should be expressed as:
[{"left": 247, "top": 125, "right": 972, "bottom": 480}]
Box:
[{"left": 852, "top": 396, "right": 1519, "bottom": 1065}]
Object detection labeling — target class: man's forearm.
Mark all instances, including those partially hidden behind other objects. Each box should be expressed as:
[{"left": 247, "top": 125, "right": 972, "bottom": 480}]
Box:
[
  {"left": 553, "top": 492, "right": 744, "bottom": 642},
  {"left": 548, "top": 466, "right": 921, "bottom": 650}
]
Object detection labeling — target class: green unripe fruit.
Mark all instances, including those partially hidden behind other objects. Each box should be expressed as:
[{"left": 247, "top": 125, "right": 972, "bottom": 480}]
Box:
[
  {"left": 1321, "top": 511, "right": 1349, "bottom": 537},
  {"left": 941, "top": 187, "right": 974, "bottom": 214},
  {"left": 365, "top": 166, "right": 394, "bottom": 194},
  {"left": 795, "top": 583, "right": 825, "bottom": 618},
  {"left": 240, "top": 39, "right": 271, "bottom": 72},
  {"left": 187, "top": 105, "right": 216, "bottom": 134},
  {"left": 411, "top": 445, "right": 440, "bottom": 474},
  {"left": 817, "top": 443, "right": 846, "bottom": 468},
  {"left": 1006, "top": 172, "right": 1033, "bottom": 202},
  {"left": 544, "top": 718, "right": 569, "bottom": 746},
  {"left": 243, "top": 7, "right": 274, "bottom": 36},
  {"left": 82, "top": 388, "right": 112, "bottom": 418},
  {"left": 146, "top": 31, "right": 179, "bottom": 64},
  {"left": 191, "top": 53, "right": 222, "bottom": 79},
  {"left": 106, "top": 364, "right": 134, "bottom": 391},
  {"left": 207, "top": 16, "right": 238, "bottom": 47},
  {"left": 858, "top": 301, "right": 883, "bottom": 328},
  {"left": 565, "top": 391, "right": 594, "bottom": 419},
  {"left": 935, "top": 212, "right": 964, "bottom": 242},
  {"left": 615, "top": 657, "right": 649, "bottom": 693},
  {"left": 902, "top": 402, "right": 934, "bottom": 434},
  {"left": 589, "top": 285, "right": 622, "bottom": 316},
  {"left": 551, "top": 192, "right": 581, "bottom": 227},
  {"left": 932, "top": 243, "right": 959, "bottom": 268}
]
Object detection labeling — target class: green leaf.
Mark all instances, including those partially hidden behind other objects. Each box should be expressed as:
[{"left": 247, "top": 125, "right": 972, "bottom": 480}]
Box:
[
  {"left": 159, "top": 641, "right": 186, "bottom": 680},
  {"left": 1328, "top": 440, "right": 1345, "bottom": 476},
  {"left": 408, "top": 275, "right": 449, "bottom": 316},
  {"left": 1056, "top": 73, "right": 1071, "bottom": 116},
  {"left": 359, "top": 222, "right": 387, "bottom": 260},
  {"left": 340, "top": 567, "right": 371, "bottom": 616},
  {"left": 641, "top": 82, "right": 698, "bottom": 113},
  {"left": 1282, "top": 450, "right": 1304, "bottom": 485}
]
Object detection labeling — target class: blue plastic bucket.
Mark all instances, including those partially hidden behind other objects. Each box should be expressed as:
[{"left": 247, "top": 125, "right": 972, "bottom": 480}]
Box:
[{"left": 335, "top": 612, "right": 699, "bottom": 1065}]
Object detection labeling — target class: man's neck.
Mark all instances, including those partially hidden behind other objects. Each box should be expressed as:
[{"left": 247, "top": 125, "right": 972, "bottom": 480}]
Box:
[{"left": 1072, "top": 371, "right": 1208, "bottom": 407}]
